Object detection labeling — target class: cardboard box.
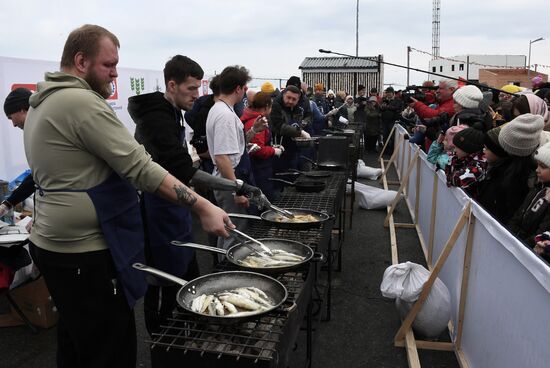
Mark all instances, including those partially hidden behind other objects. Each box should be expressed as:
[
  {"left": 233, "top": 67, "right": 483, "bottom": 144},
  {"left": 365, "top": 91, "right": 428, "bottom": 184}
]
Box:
[{"left": 7, "top": 276, "right": 58, "bottom": 328}]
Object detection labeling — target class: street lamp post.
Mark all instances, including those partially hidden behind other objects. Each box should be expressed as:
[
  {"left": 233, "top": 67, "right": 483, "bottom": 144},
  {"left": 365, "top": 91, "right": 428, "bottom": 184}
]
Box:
[{"left": 528, "top": 37, "right": 544, "bottom": 80}]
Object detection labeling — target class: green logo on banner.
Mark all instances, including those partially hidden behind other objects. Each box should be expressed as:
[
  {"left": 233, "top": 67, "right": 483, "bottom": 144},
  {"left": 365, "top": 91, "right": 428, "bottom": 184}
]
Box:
[{"left": 130, "top": 77, "right": 145, "bottom": 95}]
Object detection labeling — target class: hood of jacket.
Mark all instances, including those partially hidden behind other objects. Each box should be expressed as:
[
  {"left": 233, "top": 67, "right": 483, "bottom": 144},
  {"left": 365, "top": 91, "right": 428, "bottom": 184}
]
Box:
[
  {"left": 240, "top": 108, "right": 262, "bottom": 125},
  {"left": 30, "top": 72, "right": 99, "bottom": 109},
  {"left": 127, "top": 91, "right": 176, "bottom": 126}
]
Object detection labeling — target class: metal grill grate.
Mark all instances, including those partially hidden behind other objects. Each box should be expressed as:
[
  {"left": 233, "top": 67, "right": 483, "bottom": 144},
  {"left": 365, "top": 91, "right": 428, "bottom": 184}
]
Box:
[{"left": 149, "top": 271, "right": 311, "bottom": 367}]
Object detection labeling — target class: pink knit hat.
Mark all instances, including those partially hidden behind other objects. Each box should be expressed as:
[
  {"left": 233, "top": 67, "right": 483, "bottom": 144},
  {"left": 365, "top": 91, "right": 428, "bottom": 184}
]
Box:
[
  {"left": 532, "top": 75, "right": 543, "bottom": 86},
  {"left": 525, "top": 93, "right": 549, "bottom": 124},
  {"left": 445, "top": 124, "right": 468, "bottom": 149}
]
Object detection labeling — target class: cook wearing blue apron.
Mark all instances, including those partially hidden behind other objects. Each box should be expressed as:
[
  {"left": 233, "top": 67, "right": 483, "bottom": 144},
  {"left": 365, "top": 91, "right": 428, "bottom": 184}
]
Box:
[{"left": 30, "top": 172, "right": 145, "bottom": 368}]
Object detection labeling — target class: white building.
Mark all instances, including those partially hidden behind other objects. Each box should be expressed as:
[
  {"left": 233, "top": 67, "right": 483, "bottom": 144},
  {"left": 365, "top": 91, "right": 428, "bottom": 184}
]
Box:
[{"left": 428, "top": 54, "right": 526, "bottom": 82}]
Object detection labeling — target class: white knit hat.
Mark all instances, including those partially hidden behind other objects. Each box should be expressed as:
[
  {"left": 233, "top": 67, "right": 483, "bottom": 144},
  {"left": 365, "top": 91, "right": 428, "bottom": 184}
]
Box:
[
  {"left": 453, "top": 85, "right": 483, "bottom": 109},
  {"left": 534, "top": 141, "right": 550, "bottom": 168},
  {"left": 498, "top": 113, "right": 545, "bottom": 156}
]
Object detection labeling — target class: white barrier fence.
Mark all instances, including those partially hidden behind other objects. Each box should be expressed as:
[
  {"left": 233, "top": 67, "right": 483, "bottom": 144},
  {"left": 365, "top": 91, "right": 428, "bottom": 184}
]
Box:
[{"left": 391, "top": 124, "right": 550, "bottom": 368}]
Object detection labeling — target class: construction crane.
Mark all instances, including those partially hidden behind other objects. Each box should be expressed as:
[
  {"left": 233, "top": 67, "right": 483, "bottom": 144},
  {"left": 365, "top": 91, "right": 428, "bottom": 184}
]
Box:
[{"left": 432, "top": 0, "right": 441, "bottom": 59}]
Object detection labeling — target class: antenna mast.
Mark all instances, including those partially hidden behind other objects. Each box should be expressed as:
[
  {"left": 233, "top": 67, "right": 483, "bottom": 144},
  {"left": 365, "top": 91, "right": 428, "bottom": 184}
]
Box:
[{"left": 432, "top": 0, "right": 441, "bottom": 59}]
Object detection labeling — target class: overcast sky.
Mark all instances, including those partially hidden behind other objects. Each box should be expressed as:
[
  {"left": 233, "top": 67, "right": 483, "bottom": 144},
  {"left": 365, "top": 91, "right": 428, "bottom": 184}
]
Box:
[{"left": 1, "top": 0, "right": 549, "bottom": 89}]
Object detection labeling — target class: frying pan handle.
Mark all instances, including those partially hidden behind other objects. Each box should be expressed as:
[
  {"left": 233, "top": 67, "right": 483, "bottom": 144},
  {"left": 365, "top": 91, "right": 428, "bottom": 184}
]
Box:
[
  {"left": 171, "top": 241, "right": 227, "bottom": 255},
  {"left": 132, "top": 263, "right": 189, "bottom": 287},
  {"left": 268, "top": 178, "right": 294, "bottom": 185},
  {"left": 277, "top": 300, "right": 297, "bottom": 313},
  {"left": 227, "top": 213, "right": 262, "bottom": 221},
  {"left": 299, "top": 155, "right": 316, "bottom": 165},
  {"left": 275, "top": 171, "right": 299, "bottom": 176},
  {"left": 311, "top": 252, "right": 325, "bottom": 263}
]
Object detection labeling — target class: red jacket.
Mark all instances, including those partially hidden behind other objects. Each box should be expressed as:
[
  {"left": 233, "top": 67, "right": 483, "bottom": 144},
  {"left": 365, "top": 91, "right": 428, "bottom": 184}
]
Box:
[
  {"left": 413, "top": 97, "right": 455, "bottom": 120},
  {"left": 241, "top": 108, "right": 275, "bottom": 159}
]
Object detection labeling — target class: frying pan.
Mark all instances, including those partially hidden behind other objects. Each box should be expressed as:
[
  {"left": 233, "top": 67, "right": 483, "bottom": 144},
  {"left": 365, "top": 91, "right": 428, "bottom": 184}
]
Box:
[
  {"left": 276, "top": 169, "right": 332, "bottom": 178},
  {"left": 300, "top": 155, "right": 346, "bottom": 171},
  {"left": 268, "top": 178, "right": 326, "bottom": 193},
  {"left": 229, "top": 208, "right": 333, "bottom": 230},
  {"left": 171, "top": 238, "right": 323, "bottom": 274},
  {"left": 132, "top": 264, "right": 289, "bottom": 323}
]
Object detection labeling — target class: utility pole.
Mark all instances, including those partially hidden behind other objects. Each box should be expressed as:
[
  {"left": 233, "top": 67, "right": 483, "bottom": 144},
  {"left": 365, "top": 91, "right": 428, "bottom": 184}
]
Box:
[
  {"left": 407, "top": 46, "right": 411, "bottom": 86},
  {"left": 355, "top": 0, "right": 359, "bottom": 57}
]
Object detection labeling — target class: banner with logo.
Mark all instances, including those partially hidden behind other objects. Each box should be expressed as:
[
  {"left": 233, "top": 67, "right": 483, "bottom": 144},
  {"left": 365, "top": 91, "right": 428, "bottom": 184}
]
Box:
[{"left": 0, "top": 56, "right": 210, "bottom": 181}]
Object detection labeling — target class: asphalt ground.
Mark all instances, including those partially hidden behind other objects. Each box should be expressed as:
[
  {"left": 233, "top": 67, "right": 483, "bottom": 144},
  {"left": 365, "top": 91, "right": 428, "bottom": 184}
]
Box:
[{"left": 0, "top": 150, "right": 459, "bottom": 368}]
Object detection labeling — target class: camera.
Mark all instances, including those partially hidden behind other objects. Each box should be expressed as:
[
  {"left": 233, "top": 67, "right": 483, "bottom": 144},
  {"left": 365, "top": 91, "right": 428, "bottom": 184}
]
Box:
[{"left": 402, "top": 85, "right": 438, "bottom": 104}]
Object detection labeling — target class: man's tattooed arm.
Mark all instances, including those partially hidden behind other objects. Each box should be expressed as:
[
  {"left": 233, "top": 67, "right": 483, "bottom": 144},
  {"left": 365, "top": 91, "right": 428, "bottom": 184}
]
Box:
[{"left": 173, "top": 184, "right": 197, "bottom": 207}]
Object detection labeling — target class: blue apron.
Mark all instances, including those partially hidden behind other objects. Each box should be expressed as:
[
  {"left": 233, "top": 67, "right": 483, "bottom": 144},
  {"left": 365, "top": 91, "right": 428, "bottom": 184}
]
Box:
[
  {"left": 142, "top": 193, "right": 193, "bottom": 278},
  {"left": 36, "top": 172, "right": 147, "bottom": 308}
]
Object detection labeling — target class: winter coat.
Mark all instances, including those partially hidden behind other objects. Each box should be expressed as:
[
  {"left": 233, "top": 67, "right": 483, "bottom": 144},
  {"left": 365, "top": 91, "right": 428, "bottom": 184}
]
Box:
[
  {"left": 413, "top": 97, "right": 455, "bottom": 121},
  {"left": 184, "top": 94, "right": 216, "bottom": 154},
  {"left": 477, "top": 156, "right": 535, "bottom": 224},
  {"left": 450, "top": 107, "right": 492, "bottom": 132},
  {"left": 427, "top": 141, "right": 450, "bottom": 170},
  {"left": 508, "top": 185, "right": 550, "bottom": 246},
  {"left": 241, "top": 108, "right": 275, "bottom": 160},
  {"left": 364, "top": 104, "right": 382, "bottom": 136},
  {"left": 380, "top": 97, "right": 404, "bottom": 124},
  {"left": 445, "top": 152, "right": 487, "bottom": 198}
]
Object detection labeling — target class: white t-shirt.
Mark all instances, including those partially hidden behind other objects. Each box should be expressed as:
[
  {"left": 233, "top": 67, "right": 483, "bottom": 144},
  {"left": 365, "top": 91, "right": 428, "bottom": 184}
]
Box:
[{"left": 206, "top": 101, "right": 246, "bottom": 176}]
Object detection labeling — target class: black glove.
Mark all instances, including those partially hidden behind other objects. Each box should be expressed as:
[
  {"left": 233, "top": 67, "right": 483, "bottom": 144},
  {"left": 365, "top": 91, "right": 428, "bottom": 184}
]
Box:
[{"left": 235, "top": 181, "right": 262, "bottom": 197}]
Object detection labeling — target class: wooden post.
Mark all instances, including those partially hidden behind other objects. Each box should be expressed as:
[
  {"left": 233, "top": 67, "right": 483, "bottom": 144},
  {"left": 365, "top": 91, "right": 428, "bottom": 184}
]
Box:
[
  {"left": 427, "top": 172, "right": 439, "bottom": 268},
  {"left": 380, "top": 133, "right": 403, "bottom": 181},
  {"left": 379, "top": 124, "right": 397, "bottom": 160},
  {"left": 414, "top": 155, "right": 421, "bottom": 224},
  {"left": 394, "top": 202, "right": 471, "bottom": 342},
  {"left": 380, "top": 156, "right": 400, "bottom": 265},
  {"left": 455, "top": 216, "right": 476, "bottom": 350},
  {"left": 384, "top": 151, "right": 420, "bottom": 227}
]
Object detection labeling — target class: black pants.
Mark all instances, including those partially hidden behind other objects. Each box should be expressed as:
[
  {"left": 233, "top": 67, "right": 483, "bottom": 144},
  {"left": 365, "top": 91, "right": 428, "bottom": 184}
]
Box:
[
  {"left": 143, "top": 255, "right": 200, "bottom": 337},
  {"left": 364, "top": 133, "right": 379, "bottom": 152},
  {"left": 29, "top": 243, "right": 136, "bottom": 368}
]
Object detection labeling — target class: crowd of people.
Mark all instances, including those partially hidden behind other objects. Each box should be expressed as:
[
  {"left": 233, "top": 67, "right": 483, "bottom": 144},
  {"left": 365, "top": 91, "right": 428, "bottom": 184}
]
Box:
[{"left": 1, "top": 22, "right": 550, "bottom": 367}]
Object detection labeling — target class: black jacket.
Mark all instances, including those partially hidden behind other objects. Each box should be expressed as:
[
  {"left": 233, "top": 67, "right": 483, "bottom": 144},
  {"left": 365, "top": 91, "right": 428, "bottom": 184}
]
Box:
[
  {"left": 128, "top": 92, "right": 197, "bottom": 185},
  {"left": 477, "top": 156, "right": 535, "bottom": 224},
  {"left": 508, "top": 185, "right": 550, "bottom": 246},
  {"left": 269, "top": 93, "right": 303, "bottom": 138},
  {"left": 184, "top": 94, "right": 215, "bottom": 154},
  {"left": 380, "top": 97, "right": 404, "bottom": 124}
]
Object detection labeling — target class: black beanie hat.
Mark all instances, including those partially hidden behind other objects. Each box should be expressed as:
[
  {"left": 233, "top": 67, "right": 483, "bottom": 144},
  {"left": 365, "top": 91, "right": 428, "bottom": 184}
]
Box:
[
  {"left": 286, "top": 76, "right": 301, "bottom": 89},
  {"left": 483, "top": 126, "right": 508, "bottom": 158},
  {"left": 453, "top": 127, "right": 485, "bottom": 154},
  {"left": 4, "top": 88, "right": 32, "bottom": 117}
]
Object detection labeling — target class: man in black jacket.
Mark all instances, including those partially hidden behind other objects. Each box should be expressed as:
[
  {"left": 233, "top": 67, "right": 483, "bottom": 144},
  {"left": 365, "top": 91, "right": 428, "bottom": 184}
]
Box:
[
  {"left": 380, "top": 87, "right": 404, "bottom": 150},
  {"left": 128, "top": 55, "right": 262, "bottom": 336}
]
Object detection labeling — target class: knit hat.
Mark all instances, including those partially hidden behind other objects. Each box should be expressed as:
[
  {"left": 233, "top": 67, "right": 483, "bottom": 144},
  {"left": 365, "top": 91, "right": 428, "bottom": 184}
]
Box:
[
  {"left": 326, "top": 89, "right": 335, "bottom": 98},
  {"left": 498, "top": 113, "right": 544, "bottom": 156},
  {"left": 535, "top": 142, "right": 550, "bottom": 167},
  {"left": 385, "top": 86, "right": 394, "bottom": 93},
  {"left": 483, "top": 126, "right": 508, "bottom": 158},
  {"left": 370, "top": 87, "right": 378, "bottom": 93},
  {"left": 453, "top": 127, "right": 485, "bottom": 154},
  {"left": 453, "top": 85, "right": 483, "bottom": 109},
  {"left": 532, "top": 75, "right": 544, "bottom": 86},
  {"left": 524, "top": 93, "right": 549, "bottom": 124},
  {"left": 501, "top": 84, "right": 522, "bottom": 94},
  {"left": 260, "top": 82, "right": 275, "bottom": 94},
  {"left": 4, "top": 88, "right": 32, "bottom": 117},
  {"left": 445, "top": 124, "right": 467, "bottom": 149},
  {"left": 314, "top": 83, "right": 324, "bottom": 91},
  {"left": 286, "top": 76, "right": 301, "bottom": 89}
]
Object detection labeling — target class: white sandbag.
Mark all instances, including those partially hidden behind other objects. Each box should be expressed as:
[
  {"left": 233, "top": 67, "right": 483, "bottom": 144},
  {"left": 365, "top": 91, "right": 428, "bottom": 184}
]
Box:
[
  {"left": 354, "top": 181, "right": 399, "bottom": 209},
  {"left": 380, "top": 261, "right": 451, "bottom": 338},
  {"left": 357, "top": 159, "right": 383, "bottom": 180}
]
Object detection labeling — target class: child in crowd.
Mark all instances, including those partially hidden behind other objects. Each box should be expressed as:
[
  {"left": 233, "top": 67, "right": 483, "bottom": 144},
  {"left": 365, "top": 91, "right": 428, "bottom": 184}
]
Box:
[
  {"left": 534, "top": 231, "right": 550, "bottom": 262},
  {"left": 477, "top": 114, "right": 543, "bottom": 223},
  {"left": 445, "top": 127, "right": 487, "bottom": 198},
  {"left": 427, "top": 124, "right": 467, "bottom": 169},
  {"left": 508, "top": 139, "right": 550, "bottom": 247}
]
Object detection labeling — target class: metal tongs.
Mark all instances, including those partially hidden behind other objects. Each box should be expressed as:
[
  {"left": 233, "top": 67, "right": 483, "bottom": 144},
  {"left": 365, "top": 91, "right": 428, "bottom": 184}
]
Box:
[
  {"left": 257, "top": 194, "right": 295, "bottom": 219},
  {"left": 225, "top": 225, "right": 274, "bottom": 257}
]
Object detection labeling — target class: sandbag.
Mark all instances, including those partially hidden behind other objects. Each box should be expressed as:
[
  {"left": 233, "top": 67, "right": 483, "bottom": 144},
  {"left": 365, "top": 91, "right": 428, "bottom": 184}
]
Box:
[
  {"left": 380, "top": 261, "right": 451, "bottom": 338},
  {"left": 356, "top": 160, "right": 383, "bottom": 180},
  {"left": 355, "top": 181, "right": 399, "bottom": 210}
]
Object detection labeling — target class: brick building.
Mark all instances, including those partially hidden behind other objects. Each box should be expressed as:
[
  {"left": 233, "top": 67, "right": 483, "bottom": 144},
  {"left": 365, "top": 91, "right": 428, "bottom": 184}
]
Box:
[{"left": 479, "top": 68, "right": 548, "bottom": 89}]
